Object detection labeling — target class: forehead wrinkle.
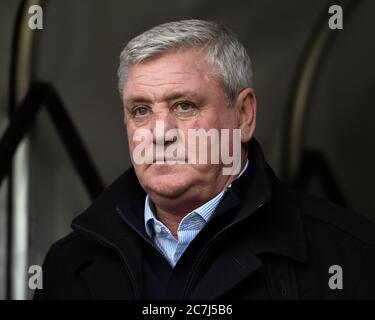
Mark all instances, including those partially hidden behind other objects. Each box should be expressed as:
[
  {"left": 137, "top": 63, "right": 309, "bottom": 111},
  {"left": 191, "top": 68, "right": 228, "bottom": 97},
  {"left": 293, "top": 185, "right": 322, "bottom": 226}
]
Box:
[
  {"left": 133, "top": 70, "right": 194, "bottom": 78},
  {"left": 129, "top": 70, "right": 194, "bottom": 90},
  {"left": 132, "top": 81, "right": 186, "bottom": 88},
  {"left": 132, "top": 71, "right": 194, "bottom": 84}
]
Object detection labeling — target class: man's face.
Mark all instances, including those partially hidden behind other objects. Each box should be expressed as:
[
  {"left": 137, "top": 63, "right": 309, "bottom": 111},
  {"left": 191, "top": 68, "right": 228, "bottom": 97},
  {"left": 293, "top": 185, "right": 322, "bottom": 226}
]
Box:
[{"left": 122, "top": 48, "right": 255, "bottom": 212}]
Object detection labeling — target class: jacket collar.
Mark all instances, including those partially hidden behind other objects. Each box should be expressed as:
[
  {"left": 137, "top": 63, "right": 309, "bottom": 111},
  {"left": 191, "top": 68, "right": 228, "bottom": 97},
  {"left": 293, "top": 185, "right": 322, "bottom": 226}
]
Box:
[
  {"left": 71, "top": 167, "right": 146, "bottom": 298},
  {"left": 230, "top": 139, "right": 308, "bottom": 263}
]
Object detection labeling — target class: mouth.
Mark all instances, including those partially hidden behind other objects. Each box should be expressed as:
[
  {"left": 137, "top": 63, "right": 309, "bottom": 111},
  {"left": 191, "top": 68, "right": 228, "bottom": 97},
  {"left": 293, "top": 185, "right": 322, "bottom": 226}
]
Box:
[{"left": 152, "top": 158, "right": 187, "bottom": 164}]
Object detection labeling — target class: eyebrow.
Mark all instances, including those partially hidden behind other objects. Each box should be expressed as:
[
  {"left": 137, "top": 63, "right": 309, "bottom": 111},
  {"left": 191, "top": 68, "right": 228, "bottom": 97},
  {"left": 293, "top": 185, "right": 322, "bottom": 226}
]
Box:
[{"left": 124, "top": 91, "right": 203, "bottom": 107}]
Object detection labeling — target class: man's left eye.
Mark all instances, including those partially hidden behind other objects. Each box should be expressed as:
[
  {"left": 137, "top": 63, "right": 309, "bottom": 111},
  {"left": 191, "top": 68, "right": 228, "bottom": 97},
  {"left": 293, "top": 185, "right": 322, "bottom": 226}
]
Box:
[
  {"left": 173, "top": 102, "right": 198, "bottom": 119},
  {"left": 176, "top": 102, "right": 194, "bottom": 112}
]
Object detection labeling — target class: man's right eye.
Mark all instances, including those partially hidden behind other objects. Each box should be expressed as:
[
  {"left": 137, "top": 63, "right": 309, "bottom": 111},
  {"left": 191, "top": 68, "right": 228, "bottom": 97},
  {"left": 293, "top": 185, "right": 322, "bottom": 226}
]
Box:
[{"left": 133, "top": 106, "right": 150, "bottom": 117}]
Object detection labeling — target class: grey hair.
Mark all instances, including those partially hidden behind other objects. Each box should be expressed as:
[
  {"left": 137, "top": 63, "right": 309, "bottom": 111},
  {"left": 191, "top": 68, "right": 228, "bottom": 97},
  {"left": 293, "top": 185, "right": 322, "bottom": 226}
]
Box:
[{"left": 118, "top": 19, "right": 253, "bottom": 102}]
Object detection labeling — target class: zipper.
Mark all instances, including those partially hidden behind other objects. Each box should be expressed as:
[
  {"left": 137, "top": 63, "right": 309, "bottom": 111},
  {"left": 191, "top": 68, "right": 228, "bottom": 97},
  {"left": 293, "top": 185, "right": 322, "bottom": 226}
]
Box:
[
  {"left": 71, "top": 222, "right": 142, "bottom": 299},
  {"left": 182, "top": 200, "right": 266, "bottom": 299},
  {"left": 115, "top": 207, "right": 175, "bottom": 268}
]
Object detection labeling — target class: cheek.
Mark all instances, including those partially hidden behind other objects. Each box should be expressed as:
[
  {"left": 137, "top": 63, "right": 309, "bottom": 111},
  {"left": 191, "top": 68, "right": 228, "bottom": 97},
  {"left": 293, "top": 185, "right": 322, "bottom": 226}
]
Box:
[
  {"left": 126, "top": 127, "right": 145, "bottom": 163},
  {"left": 126, "top": 124, "right": 141, "bottom": 146},
  {"left": 200, "top": 107, "right": 237, "bottom": 130},
  {"left": 219, "top": 109, "right": 238, "bottom": 129},
  {"left": 126, "top": 128, "right": 135, "bottom": 150},
  {"left": 184, "top": 112, "right": 220, "bottom": 131}
]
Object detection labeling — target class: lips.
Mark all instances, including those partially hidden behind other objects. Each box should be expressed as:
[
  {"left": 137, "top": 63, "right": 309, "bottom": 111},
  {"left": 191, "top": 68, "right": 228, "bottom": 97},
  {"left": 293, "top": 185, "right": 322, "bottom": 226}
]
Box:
[{"left": 153, "top": 157, "right": 186, "bottom": 164}]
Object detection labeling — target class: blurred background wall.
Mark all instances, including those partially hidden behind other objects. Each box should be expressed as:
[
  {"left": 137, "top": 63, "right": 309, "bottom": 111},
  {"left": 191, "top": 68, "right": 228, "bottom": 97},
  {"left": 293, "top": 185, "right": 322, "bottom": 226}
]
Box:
[{"left": 0, "top": 0, "right": 374, "bottom": 299}]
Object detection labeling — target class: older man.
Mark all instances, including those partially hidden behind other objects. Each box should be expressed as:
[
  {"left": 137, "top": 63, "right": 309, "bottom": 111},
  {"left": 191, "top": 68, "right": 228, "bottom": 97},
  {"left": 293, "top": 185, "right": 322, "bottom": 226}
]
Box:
[{"left": 35, "top": 20, "right": 375, "bottom": 300}]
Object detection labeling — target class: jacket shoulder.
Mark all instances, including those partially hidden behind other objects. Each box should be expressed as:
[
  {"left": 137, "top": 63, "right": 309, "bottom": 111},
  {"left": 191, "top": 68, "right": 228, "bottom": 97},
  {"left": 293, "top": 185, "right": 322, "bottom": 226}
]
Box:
[
  {"left": 47, "top": 231, "right": 96, "bottom": 258},
  {"left": 42, "top": 229, "right": 113, "bottom": 275},
  {"left": 292, "top": 188, "right": 375, "bottom": 246},
  {"left": 34, "top": 231, "right": 110, "bottom": 299}
]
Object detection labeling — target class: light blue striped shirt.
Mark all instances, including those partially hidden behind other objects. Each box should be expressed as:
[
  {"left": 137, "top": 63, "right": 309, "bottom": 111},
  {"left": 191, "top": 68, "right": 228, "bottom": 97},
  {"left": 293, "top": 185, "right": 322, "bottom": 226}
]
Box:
[{"left": 144, "top": 160, "right": 249, "bottom": 267}]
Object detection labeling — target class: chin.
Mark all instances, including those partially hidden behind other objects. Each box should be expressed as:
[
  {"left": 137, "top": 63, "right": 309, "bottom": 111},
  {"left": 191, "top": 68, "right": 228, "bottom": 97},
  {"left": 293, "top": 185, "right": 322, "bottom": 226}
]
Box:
[{"left": 141, "top": 165, "right": 193, "bottom": 199}]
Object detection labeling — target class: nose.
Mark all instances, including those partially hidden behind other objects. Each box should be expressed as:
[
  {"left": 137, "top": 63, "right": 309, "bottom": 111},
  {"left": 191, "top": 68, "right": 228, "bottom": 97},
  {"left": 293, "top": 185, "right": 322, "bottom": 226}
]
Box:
[{"left": 151, "top": 110, "right": 177, "bottom": 146}]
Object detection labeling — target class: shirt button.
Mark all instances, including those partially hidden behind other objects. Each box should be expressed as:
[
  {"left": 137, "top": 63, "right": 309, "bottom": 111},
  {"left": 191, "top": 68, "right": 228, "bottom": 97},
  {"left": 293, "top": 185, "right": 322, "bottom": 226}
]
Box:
[{"left": 154, "top": 225, "right": 162, "bottom": 233}]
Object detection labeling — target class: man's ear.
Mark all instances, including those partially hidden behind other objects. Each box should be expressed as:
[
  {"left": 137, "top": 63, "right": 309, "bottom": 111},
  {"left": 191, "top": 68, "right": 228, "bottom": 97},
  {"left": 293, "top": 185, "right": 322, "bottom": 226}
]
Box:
[{"left": 235, "top": 88, "right": 257, "bottom": 143}]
